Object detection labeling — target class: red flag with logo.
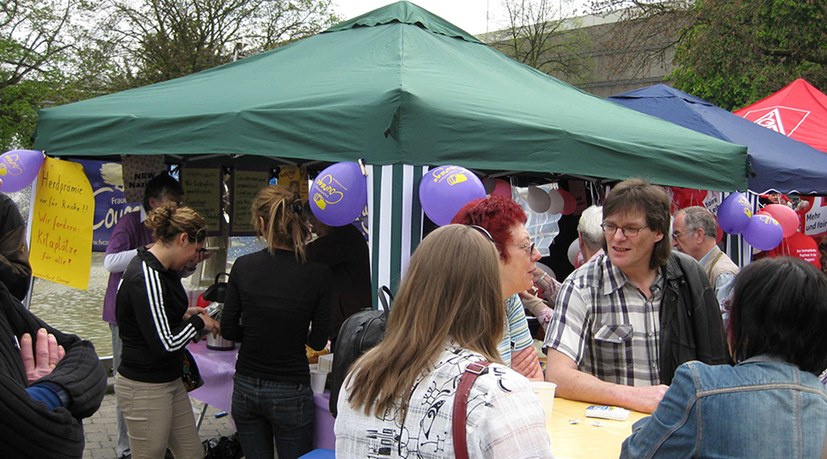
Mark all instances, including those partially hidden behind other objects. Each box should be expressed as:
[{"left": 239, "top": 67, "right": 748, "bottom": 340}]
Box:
[{"left": 735, "top": 79, "right": 827, "bottom": 153}]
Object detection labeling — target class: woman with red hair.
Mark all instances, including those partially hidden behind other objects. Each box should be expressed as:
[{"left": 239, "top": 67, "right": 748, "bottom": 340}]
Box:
[{"left": 453, "top": 196, "right": 544, "bottom": 380}]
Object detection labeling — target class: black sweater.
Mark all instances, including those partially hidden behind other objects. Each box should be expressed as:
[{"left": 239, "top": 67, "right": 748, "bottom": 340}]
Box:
[
  {"left": 116, "top": 249, "right": 204, "bottom": 383},
  {"left": 221, "top": 249, "right": 331, "bottom": 385},
  {"left": 0, "top": 282, "right": 106, "bottom": 458}
]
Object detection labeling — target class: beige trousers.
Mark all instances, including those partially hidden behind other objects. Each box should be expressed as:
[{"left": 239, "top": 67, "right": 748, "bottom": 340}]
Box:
[{"left": 115, "top": 374, "right": 204, "bottom": 459}]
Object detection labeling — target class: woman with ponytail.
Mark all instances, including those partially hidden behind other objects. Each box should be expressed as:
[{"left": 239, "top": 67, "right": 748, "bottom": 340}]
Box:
[
  {"left": 221, "top": 185, "right": 332, "bottom": 459},
  {"left": 114, "top": 205, "right": 219, "bottom": 459}
]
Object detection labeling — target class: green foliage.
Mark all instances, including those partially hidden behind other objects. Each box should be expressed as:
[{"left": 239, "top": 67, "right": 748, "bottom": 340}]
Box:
[
  {"left": 671, "top": 0, "right": 826, "bottom": 110},
  {"left": 104, "top": 0, "right": 341, "bottom": 86}
]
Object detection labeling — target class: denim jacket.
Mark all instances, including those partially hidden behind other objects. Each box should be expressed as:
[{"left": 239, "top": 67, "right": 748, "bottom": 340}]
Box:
[{"left": 621, "top": 356, "right": 827, "bottom": 459}]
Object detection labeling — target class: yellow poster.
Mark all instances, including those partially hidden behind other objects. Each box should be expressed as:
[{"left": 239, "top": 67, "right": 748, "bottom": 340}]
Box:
[
  {"left": 30, "top": 158, "right": 93, "bottom": 289},
  {"left": 278, "top": 166, "right": 308, "bottom": 201}
]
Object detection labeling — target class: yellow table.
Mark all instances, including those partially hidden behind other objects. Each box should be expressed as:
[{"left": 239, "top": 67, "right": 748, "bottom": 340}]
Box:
[{"left": 547, "top": 398, "right": 647, "bottom": 459}]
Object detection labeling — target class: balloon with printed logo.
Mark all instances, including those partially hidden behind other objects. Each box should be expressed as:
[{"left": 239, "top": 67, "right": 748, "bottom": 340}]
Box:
[
  {"left": 742, "top": 214, "right": 783, "bottom": 251},
  {"left": 759, "top": 204, "right": 799, "bottom": 238},
  {"left": 309, "top": 162, "right": 367, "bottom": 227},
  {"left": 490, "top": 179, "right": 512, "bottom": 199},
  {"left": 547, "top": 189, "right": 565, "bottom": 214},
  {"left": 716, "top": 192, "right": 753, "bottom": 234},
  {"left": 527, "top": 186, "right": 551, "bottom": 213},
  {"left": 559, "top": 188, "right": 577, "bottom": 215},
  {"left": 0, "top": 150, "right": 45, "bottom": 192},
  {"left": 420, "top": 165, "right": 486, "bottom": 226}
]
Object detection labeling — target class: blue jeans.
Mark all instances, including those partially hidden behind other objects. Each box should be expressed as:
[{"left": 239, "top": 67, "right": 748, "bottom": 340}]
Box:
[{"left": 231, "top": 374, "right": 314, "bottom": 459}]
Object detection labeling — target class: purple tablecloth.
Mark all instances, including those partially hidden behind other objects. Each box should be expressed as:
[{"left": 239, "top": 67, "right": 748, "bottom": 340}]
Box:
[
  {"left": 187, "top": 340, "right": 336, "bottom": 448},
  {"left": 188, "top": 340, "right": 237, "bottom": 413}
]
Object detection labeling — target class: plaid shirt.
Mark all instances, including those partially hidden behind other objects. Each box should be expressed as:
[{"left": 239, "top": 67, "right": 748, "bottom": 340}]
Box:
[{"left": 544, "top": 253, "right": 664, "bottom": 386}]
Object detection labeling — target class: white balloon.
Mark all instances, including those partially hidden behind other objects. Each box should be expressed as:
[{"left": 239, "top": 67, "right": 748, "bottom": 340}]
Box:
[
  {"left": 567, "top": 239, "right": 580, "bottom": 267},
  {"left": 527, "top": 186, "right": 551, "bottom": 213},
  {"left": 547, "top": 189, "right": 565, "bottom": 214}
]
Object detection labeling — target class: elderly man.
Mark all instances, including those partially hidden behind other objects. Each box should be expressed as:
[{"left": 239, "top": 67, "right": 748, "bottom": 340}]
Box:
[
  {"left": 577, "top": 205, "right": 604, "bottom": 262},
  {"left": 543, "top": 179, "right": 729, "bottom": 413},
  {"left": 673, "top": 206, "right": 739, "bottom": 317}
]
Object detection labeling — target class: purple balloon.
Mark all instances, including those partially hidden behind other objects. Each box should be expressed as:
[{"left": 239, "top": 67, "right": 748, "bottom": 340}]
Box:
[
  {"left": 717, "top": 192, "right": 753, "bottom": 234},
  {"left": 742, "top": 214, "right": 783, "bottom": 251},
  {"left": 419, "top": 165, "right": 486, "bottom": 226},
  {"left": 309, "top": 162, "right": 367, "bottom": 226},
  {"left": 0, "top": 149, "right": 45, "bottom": 192}
]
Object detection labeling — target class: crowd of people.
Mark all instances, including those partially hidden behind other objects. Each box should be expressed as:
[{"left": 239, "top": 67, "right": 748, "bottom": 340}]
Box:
[{"left": 3, "top": 172, "right": 826, "bottom": 459}]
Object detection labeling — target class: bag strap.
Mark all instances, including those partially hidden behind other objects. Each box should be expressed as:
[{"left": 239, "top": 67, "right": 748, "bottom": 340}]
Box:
[
  {"left": 378, "top": 285, "right": 393, "bottom": 312},
  {"left": 452, "top": 360, "right": 490, "bottom": 459}
]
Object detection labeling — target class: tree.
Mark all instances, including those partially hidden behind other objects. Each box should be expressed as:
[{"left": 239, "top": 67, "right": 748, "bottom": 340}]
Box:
[
  {"left": 0, "top": 0, "right": 89, "bottom": 149},
  {"left": 102, "top": 0, "right": 341, "bottom": 86},
  {"left": 486, "top": 0, "right": 590, "bottom": 83},
  {"left": 671, "top": 0, "right": 826, "bottom": 110},
  {"left": 586, "top": 0, "right": 693, "bottom": 86},
  {"left": 588, "top": 0, "right": 826, "bottom": 110}
]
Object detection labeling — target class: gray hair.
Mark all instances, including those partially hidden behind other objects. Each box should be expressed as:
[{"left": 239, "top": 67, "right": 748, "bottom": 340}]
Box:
[
  {"left": 679, "top": 206, "right": 717, "bottom": 239},
  {"left": 577, "top": 205, "right": 603, "bottom": 251}
]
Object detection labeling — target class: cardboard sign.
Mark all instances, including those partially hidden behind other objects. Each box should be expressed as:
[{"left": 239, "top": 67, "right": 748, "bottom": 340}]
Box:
[
  {"left": 231, "top": 170, "right": 270, "bottom": 235},
  {"left": 180, "top": 167, "right": 222, "bottom": 235}
]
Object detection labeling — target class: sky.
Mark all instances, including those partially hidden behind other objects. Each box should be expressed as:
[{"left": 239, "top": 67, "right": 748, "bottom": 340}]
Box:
[{"left": 332, "top": 0, "right": 509, "bottom": 36}]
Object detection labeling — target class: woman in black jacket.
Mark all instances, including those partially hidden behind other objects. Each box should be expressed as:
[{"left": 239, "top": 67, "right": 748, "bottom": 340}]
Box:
[
  {"left": 115, "top": 205, "right": 219, "bottom": 459},
  {"left": 221, "top": 185, "right": 331, "bottom": 459}
]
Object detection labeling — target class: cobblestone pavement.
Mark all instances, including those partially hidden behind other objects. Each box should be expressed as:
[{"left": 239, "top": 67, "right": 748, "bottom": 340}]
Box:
[{"left": 83, "top": 383, "right": 237, "bottom": 459}]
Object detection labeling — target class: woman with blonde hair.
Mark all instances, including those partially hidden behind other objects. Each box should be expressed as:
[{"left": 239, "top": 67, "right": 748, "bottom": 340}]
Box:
[
  {"left": 221, "top": 185, "right": 331, "bottom": 459},
  {"left": 335, "top": 224, "right": 553, "bottom": 458},
  {"left": 115, "top": 205, "right": 219, "bottom": 459}
]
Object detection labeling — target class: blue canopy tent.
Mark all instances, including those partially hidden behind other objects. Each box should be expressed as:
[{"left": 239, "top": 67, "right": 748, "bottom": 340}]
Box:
[{"left": 609, "top": 84, "right": 827, "bottom": 195}]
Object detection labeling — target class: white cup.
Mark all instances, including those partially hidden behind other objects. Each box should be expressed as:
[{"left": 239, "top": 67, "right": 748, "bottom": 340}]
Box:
[
  {"left": 531, "top": 381, "right": 557, "bottom": 426},
  {"left": 310, "top": 369, "right": 328, "bottom": 394}
]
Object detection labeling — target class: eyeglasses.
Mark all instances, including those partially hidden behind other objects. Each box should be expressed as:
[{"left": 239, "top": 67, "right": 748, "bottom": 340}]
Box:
[
  {"left": 601, "top": 222, "right": 646, "bottom": 238},
  {"left": 189, "top": 228, "right": 207, "bottom": 243},
  {"left": 196, "top": 248, "right": 209, "bottom": 255},
  {"left": 512, "top": 242, "right": 536, "bottom": 255},
  {"left": 672, "top": 228, "right": 698, "bottom": 240},
  {"left": 468, "top": 225, "right": 494, "bottom": 242}
]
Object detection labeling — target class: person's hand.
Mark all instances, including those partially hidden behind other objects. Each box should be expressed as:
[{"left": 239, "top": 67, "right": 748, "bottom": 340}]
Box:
[
  {"left": 511, "top": 345, "right": 544, "bottom": 381},
  {"left": 624, "top": 384, "right": 669, "bottom": 413},
  {"left": 183, "top": 306, "right": 204, "bottom": 320},
  {"left": 19, "top": 328, "right": 65, "bottom": 384},
  {"left": 200, "top": 313, "right": 220, "bottom": 336}
]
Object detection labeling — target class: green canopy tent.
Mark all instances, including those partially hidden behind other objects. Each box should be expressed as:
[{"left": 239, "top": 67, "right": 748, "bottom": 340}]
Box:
[{"left": 34, "top": 1, "right": 747, "bottom": 292}]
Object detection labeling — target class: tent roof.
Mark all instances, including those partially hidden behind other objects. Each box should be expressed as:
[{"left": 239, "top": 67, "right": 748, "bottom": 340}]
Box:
[
  {"left": 610, "top": 84, "right": 827, "bottom": 195},
  {"left": 34, "top": 1, "right": 747, "bottom": 191},
  {"left": 734, "top": 79, "right": 827, "bottom": 153}
]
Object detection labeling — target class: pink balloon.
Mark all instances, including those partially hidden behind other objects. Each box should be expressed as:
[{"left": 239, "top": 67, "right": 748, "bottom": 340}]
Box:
[
  {"left": 0, "top": 149, "right": 45, "bottom": 192},
  {"left": 559, "top": 189, "right": 577, "bottom": 215},
  {"left": 759, "top": 204, "right": 799, "bottom": 238},
  {"left": 491, "top": 179, "right": 512, "bottom": 199}
]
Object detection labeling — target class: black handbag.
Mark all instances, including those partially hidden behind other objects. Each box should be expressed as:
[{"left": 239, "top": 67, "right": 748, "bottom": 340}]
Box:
[{"left": 182, "top": 348, "right": 204, "bottom": 392}]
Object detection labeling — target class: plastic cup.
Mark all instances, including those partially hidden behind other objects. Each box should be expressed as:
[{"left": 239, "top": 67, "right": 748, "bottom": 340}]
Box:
[
  {"left": 531, "top": 381, "right": 557, "bottom": 426},
  {"left": 310, "top": 369, "right": 328, "bottom": 394}
]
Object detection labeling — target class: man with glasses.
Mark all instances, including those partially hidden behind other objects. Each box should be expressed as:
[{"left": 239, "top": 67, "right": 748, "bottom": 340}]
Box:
[
  {"left": 543, "top": 179, "right": 729, "bottom": 413},
  {"left": 673, "top": 206, "right": 739, "bottom": 320}
]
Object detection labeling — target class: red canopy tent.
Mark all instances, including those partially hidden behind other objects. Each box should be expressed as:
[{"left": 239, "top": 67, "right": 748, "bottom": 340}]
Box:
[
  {"left": 736, "top": 79, "right": 827, "bottom": 244},
  {"left": 735, "top": 79, "right": 827, "bottom": 152}
]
